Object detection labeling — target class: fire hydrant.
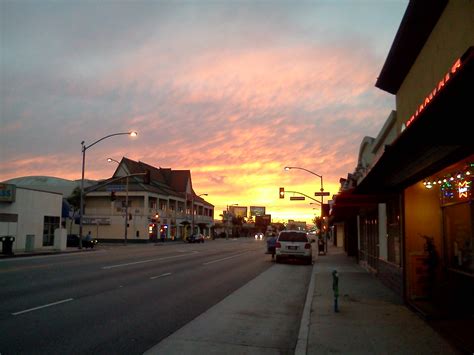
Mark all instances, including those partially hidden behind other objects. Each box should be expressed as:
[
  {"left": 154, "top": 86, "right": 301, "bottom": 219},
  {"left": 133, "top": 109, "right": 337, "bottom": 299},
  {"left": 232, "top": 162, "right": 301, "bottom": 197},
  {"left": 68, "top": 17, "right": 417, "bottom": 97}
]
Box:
[{"left": 332, "top": 270, "right": 339, "bottom": 312}]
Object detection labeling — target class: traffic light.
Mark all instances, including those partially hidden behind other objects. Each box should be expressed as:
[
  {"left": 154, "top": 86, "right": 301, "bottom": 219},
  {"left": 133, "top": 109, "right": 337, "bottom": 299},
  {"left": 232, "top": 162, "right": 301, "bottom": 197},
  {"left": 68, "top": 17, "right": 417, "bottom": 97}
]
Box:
[
  {"left": 279, "top": 187, "right": 285, "bottom": 199},
  {"left": 111, "top": 191, "right": 116, "bottom": 201},
  {"left": 144, "top": 170, "right": 150, "bottom": 184}
]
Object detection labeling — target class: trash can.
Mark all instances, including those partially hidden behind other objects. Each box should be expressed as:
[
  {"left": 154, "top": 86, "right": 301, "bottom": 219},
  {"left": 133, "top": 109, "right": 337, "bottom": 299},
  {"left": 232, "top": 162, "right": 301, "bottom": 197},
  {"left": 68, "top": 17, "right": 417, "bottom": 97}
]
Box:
[
  {"left": 25, "top": 234, "right": 35, "bottom": 252},
  {"left": 1, "top": 236, "right": 15, "bottom": 255}
]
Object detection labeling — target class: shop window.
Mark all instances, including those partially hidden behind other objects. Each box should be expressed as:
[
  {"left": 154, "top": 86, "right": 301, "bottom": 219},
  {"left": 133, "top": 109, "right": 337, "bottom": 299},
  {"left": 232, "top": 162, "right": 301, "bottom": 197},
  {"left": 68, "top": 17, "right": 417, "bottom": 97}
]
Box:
[
  {"left": 43, "top": 216, "right": 59, "bottom": 246},
  {"left": 387, "top": 196, "right": 401, "bottom": 266},
  {"left": 443, "top": 202, "right": 473, "bottom": 275}
]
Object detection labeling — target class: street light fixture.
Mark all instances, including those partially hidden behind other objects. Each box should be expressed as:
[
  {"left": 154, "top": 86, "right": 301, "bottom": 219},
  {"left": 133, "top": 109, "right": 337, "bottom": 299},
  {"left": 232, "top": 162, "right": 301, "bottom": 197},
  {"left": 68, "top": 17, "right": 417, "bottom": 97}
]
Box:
[
  {"left": 284, "top": 165, "right": 327, "bottom": 251},
  {"left": 107, "top": 158, "right": 120, "bottom": 164},
  {"left": 79, "top": 131, "right": 137, "bottom": 249},
  {"left": 107, "top": 157, "right": 131, "bottom": 244},
  {"left": 191, "top": 193, "right": 208, "bottom": 236}
]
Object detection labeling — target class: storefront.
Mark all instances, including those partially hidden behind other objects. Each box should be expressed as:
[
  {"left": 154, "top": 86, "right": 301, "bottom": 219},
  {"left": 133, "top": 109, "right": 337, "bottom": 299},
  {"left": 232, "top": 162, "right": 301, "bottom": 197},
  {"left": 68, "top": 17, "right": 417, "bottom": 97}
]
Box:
[
  {"left": 404, "top": 156, "right": 473, "bottom": 312},
  {"left": 346, "top": 1, "right": 474, "bottom": 315}
]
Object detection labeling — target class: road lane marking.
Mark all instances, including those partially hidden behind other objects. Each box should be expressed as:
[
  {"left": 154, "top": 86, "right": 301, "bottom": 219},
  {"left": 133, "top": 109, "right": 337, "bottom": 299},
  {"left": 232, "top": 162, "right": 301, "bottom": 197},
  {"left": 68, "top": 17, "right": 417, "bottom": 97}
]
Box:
[
  {"left": 150, "top": 272, "right": 172, "bottom": 280},
  {"left": 203, "top": 251, "right": 251, "bottom": 265},
  {"left": 102, "top": 253, "right": 193, "bottom": 270},
  {"left": 12, "top": 298, "right": 74, "bottom": 316}
]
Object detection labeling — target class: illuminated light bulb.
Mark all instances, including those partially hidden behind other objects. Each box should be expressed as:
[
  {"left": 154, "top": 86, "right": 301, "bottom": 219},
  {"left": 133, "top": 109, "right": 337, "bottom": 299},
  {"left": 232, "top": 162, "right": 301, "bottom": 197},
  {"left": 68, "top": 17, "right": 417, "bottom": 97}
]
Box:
[
  {"left": 433, "top": 181, "right": 437, "bottom": 185},
  {"left": 457, "top": 174, "right": 462, "bottom": 179},
  {"left": 426, "top": 184, "right": 433, "bottom": 189},
  {"left": 466, "top": 171, "right": 471, "bottom": 176},
  {"left": 443, "top": 179, "right": 447, "bottom": 182},
  {"left": 450, "top": 177, "right": 454, "bottom": 181},
  {"left": 423, "top": 181, "right": 427, "bottom": 185}
]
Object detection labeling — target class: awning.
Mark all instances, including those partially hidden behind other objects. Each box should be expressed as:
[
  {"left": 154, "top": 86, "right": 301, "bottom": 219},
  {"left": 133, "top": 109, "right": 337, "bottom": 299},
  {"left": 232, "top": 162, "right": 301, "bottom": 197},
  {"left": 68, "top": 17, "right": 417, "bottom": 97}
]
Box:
[
  {"left": 329, "top": 190, "right": 380, "bottom": 222},
  {"left": 357, "top": 47, "right": 474, "bottom": 194}
]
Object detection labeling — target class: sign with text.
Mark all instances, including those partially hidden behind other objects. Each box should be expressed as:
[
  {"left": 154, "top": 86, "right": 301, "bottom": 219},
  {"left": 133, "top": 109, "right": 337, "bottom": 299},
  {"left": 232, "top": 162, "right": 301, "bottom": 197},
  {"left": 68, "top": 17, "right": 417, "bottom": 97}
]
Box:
[
  {"left": 106, "top": 185, "right": 125, "bottom": 192},
  {"left": 290, "top": 196, "right": 305, "bottom": 200},
  {"left": 0, "top": 184, "right": 16, "bottom": 202},
  {"left": 314, "top": 192, "right": 330, "bottom": 196},
  {"left": 229, "top": 206, "right": 248, "bottom": 218},
  {"left": 82, "top": 217, "right": 111, "bottom": 225},
  {"left": 250, "top": 206, "right": 266, "bottom": 217}
]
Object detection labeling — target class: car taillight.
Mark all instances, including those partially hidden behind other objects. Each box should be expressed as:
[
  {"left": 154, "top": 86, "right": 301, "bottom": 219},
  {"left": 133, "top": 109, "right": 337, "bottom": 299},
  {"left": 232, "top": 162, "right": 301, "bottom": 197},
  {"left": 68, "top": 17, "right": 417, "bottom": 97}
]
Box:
[
  {"left": 305, "top": 243, "right": 311, "bottom": 249},
  {"left": 276, "top": 242, "right": 281, "bottom": 248}
]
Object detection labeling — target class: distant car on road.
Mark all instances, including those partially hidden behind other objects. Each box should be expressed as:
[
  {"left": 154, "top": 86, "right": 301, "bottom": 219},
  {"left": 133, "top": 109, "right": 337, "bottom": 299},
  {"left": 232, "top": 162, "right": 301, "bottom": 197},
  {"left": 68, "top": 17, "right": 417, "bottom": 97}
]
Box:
[
  {"left": 254, "top": 232, "right": 264, "bottom": 240},
  {"left": 275, "top": 230, "right": 312, "bottom": 265},
  {"left": 188, "top": 233, "right": 205, "bottom": 243},
  {"left": 67, "top": 234, "right": 98, "bottom": 249}
]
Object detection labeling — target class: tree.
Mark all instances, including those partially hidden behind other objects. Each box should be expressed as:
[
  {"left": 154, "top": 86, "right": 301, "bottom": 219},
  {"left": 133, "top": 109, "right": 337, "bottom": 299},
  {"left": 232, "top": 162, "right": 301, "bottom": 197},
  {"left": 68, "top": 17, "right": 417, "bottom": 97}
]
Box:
[{"left": 66, "top": 187, "right": 81, "bottom": 234}]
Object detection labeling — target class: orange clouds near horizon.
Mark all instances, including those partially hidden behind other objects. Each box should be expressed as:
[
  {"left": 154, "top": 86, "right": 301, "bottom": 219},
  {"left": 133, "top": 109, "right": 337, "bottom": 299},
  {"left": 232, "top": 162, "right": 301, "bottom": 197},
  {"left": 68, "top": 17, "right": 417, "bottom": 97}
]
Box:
[{"left": 1, "top": 1, "right": 406, "bottom": 224}]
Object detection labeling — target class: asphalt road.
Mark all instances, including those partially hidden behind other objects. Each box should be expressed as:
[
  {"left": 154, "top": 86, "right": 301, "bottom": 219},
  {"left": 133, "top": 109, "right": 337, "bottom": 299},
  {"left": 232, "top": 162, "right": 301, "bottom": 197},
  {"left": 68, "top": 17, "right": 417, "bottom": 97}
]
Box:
[{"left": 0, "top": 239, "right": 274, "bottom": 355}]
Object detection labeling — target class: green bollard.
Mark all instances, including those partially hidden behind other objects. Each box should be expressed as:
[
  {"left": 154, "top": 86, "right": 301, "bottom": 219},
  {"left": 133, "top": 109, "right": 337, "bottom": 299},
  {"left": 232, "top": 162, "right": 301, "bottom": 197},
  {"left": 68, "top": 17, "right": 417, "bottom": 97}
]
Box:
[{"left": 332, "top": 270, "right": 339, "bottom": 312}]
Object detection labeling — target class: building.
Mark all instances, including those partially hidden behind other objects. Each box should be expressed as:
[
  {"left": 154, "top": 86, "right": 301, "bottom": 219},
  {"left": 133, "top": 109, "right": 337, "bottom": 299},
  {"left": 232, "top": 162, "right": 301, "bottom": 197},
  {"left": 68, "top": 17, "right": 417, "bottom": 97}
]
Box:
[
  {"left": 83, "top": 157, "right": 214, "bottom": 242},
  {"left": 0, "top": 183, "right": 66, "bottom": 253},
  {"left": 331, "top": 0, "right": 473, "bottom": 324}
]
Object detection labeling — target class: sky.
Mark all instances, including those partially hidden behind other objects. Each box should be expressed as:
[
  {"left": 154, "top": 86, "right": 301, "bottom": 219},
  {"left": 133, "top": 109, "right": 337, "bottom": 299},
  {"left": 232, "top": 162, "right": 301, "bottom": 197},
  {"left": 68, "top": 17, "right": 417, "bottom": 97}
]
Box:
[{"left": 1, "top": 0, "right": 408, "bottom": 224}]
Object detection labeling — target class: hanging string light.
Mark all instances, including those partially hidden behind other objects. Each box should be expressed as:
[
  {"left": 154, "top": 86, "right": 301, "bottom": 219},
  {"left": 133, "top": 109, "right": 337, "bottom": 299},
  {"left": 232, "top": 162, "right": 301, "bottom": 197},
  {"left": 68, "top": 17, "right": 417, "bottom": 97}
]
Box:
[{"left": 423, "top": 162, "right": 473, "bottom": 203}]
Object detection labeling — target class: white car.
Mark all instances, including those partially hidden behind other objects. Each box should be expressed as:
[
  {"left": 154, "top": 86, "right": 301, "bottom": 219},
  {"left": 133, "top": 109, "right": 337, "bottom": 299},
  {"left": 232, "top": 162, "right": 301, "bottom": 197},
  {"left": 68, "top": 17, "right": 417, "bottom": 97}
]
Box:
[
  {"left": 275, "top": 230, "right": 312, "bottom": 265},
  {"left": 254, "top": 232, "right": 264, "bottom": 240}
]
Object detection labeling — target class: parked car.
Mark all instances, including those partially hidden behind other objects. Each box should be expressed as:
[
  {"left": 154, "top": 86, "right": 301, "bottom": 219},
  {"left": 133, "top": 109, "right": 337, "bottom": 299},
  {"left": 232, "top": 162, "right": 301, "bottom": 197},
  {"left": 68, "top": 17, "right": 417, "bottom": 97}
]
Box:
[
  {"left": 188, "top": 233, "right": 205, "bottom": 243},
  {"left": 275, "top": 230, "right": 312, "bottom": 265},
  {"left": 254, "top": 232, "right": 264, "bottom": 240},
  {"left": 67, "top": 234, "right": 98, "bottom": 249}
]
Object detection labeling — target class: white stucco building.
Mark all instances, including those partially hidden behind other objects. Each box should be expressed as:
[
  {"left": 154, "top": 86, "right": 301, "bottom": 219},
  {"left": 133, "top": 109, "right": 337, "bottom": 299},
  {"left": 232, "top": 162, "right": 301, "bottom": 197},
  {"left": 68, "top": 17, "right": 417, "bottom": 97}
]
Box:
[{"left": 0, "top": 184, "right": 66, "bottom": 253}]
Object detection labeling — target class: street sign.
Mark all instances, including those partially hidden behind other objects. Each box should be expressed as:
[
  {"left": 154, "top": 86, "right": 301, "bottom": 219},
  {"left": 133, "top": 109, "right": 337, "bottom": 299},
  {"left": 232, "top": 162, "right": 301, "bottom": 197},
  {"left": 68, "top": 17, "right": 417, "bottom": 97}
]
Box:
[
  {"left": 290, "top": 196, "right": 305, "bottom": 200},
  {"left": 106, "top": 185, "right": 125, "bottom": 192},
  {"left": 315, "top": 192, "right": 330, "bottom": 196}
]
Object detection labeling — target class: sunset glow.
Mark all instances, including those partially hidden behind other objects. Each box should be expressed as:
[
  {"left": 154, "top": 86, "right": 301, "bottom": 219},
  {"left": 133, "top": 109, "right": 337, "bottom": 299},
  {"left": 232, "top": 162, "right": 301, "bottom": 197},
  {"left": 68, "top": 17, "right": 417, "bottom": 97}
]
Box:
[{"left": 0, "top": 1, "right": 408, "bottom": 223}]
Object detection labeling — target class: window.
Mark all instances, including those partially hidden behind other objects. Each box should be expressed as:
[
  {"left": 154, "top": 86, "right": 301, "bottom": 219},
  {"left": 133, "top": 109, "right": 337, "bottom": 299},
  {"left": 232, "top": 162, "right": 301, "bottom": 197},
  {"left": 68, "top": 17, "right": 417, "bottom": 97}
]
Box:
[
  {"left": 387, "top": 196, "right": 401, "bottom": 265},
  {"left": 278, "top": 232, "right": 308, "bottom": 242},
  {"left": 43, "top": 216, "right": 60, "bottom": 246},
  {"left": 444, "top": 202, "right": 473, "bottom": 274}
]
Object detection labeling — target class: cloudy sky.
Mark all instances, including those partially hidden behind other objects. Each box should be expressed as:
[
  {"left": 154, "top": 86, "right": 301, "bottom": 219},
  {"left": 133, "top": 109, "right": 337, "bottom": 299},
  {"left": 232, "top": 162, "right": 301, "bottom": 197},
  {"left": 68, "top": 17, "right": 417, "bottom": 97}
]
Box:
[{"left": 1, "top": 0, "right": 408, "bottom": 223}]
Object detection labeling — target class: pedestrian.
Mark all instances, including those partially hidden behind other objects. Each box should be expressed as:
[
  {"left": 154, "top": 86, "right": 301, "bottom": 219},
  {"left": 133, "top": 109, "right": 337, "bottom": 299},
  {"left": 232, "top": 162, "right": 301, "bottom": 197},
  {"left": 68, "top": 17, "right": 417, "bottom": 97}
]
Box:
[{"left": 266, "top": 233, "right": 277, "bottom": 260}]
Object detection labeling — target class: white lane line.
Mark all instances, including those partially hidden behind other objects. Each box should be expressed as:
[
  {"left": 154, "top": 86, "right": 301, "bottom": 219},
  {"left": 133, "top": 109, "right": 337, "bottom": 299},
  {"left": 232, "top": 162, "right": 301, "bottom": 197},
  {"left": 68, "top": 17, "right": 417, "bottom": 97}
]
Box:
[
  {"left": 150, "top": 272, "right": 172, "bottom": 280},
  {"left": 102, "top": 253, "right": 193, "bottom": 270},
  {"left": 203, "top": 251, "right": 251, "bottom": 265},
  {"left": 12, "top": 298, "right": 74, "bottom": 316}
]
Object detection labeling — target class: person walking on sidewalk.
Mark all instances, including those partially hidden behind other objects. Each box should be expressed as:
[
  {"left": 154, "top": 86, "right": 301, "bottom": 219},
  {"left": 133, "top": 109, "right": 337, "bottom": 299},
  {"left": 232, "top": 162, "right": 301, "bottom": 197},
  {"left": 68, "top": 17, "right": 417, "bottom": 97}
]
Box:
[{"left": 266, "top": 233, "right": 277, "bottom": 260}]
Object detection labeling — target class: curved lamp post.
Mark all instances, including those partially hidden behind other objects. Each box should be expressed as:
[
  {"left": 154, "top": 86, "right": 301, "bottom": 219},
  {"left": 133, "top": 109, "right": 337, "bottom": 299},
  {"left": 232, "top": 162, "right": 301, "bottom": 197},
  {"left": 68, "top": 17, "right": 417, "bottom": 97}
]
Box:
[
  {"left": 107, "top": 158, "right": 120, "bottom": 164},
  {"left": 284, "top": 166, "right": 326, "bottom": 251},
  {"left": 79, "top": 131, "right": 137, "bottom": 249},
  {"left": 191, "top": 193, "right": 208, "bottom": 236}
]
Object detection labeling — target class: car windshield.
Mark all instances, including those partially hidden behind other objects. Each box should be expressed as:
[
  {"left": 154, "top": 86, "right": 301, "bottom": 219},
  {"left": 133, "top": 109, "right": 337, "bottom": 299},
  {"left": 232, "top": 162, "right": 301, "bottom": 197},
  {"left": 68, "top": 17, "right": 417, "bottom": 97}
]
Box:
[{"left": 278, "top": 232, "right": 308, "bottom": 242}]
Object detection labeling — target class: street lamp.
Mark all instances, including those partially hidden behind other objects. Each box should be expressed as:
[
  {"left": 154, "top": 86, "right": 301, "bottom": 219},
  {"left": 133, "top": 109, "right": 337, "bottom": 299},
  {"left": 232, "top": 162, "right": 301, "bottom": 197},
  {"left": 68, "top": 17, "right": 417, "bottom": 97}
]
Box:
[
  {"left": 284, "top": 166, "right": 326, "bottom": 251},
  {"left": 107, "top": 158, "right": 120, "bottom": 164},
  {"left": 79, "top": 131, "right": 137, "bottom": 249},
  {"left": 107, "top": 157, "right": 131, "bottom": 244},
  {"left": 191, "top": 193, "right": 208, "bottom": 236}
]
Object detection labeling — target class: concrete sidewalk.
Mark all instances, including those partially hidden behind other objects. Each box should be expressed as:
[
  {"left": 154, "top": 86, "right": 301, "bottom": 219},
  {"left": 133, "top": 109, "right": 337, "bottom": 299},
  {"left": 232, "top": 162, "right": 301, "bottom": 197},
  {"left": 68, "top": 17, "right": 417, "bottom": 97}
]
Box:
[{"left": 307, "top": 245, "right": 460, "bottom": 355}]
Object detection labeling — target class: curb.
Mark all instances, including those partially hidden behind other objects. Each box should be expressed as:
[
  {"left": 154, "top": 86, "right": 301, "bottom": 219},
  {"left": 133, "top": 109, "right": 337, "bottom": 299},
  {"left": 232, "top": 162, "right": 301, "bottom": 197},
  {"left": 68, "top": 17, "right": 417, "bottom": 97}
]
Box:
[{"left": 295, "top": 259, "right": 316, "bottom": 355}]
